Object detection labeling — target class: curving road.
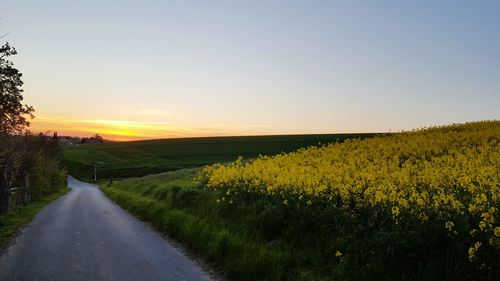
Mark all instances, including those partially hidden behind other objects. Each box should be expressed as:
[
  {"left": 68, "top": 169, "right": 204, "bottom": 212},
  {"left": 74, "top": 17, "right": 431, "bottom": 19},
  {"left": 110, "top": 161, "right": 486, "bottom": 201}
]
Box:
[{"left": 0, "top": 176, "right": 215, "bottom": 281}]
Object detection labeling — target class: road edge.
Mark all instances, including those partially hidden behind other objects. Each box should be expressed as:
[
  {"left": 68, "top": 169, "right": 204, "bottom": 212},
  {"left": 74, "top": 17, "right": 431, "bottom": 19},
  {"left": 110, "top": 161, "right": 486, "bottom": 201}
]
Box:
[
  {"left": 98, "top": 184, "right": 226, "bottom": 281},
  {"left": 0, "top": 187, "right": 71, "bottom": 252}
]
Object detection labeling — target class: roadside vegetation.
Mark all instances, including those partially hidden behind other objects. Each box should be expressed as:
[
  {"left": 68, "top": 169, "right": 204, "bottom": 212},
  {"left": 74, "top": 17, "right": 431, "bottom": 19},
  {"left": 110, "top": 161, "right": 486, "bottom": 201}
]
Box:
[
  {"left": 0, "top": 188, "right": 68, "bottom": 248},
  {"left": 0, "top": 42, "right": 68, "bottom": 245},
  {"left": 102, "top": 121, "right": 499, "bottom": 281},
  {"left": 64, "top": 133, "right": 376, "bottom": 181}
]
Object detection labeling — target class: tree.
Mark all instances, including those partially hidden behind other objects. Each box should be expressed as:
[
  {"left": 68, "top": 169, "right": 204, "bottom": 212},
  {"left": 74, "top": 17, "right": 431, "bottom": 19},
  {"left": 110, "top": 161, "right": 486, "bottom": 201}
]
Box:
[
  {"left": 0, "top": 41, "right": 65, "bottom": 213},
  {"left": 0, "top": 42, "right": 34, "bottom": 212},
  {"left": 94, "top": 134, "right": 104, "bottom": 143},
  {"left": 0, "top": 42, "right": 34, "bottom": 135}
]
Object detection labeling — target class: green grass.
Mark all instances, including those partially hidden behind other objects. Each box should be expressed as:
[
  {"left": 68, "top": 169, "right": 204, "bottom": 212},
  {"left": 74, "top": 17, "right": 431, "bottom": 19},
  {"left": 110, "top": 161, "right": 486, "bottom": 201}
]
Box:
[
  {"left": 101, "top": 169, "right": 295, "bottom": 280},
  {"left": 64, "top": 133, "right": 376, "bottom": 181},
  {"left": 102, "top": 169, "right": 494, "bottom": 281},
  {"left": 0, "top": 187, "right": 70, "bottom": 249}
]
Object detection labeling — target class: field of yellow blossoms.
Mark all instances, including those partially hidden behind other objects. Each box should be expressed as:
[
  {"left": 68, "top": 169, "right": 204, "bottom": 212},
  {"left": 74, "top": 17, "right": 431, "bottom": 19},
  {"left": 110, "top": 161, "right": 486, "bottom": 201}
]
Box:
[{"left": 203, "top": 121, "right": 499, "bottom": 277}]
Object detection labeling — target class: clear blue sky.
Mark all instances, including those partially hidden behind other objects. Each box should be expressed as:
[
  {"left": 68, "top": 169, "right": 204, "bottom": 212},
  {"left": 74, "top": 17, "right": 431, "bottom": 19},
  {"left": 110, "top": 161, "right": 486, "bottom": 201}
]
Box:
[{"left": 3, "top": 1, "right": 499, "bottom": 140}]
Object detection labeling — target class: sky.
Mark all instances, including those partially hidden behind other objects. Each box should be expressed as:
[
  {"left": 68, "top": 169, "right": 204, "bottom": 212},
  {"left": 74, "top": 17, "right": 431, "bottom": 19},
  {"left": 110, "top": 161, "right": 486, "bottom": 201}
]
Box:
[{"left": 2, "top": 0, "right": 499, "bottom": 141}]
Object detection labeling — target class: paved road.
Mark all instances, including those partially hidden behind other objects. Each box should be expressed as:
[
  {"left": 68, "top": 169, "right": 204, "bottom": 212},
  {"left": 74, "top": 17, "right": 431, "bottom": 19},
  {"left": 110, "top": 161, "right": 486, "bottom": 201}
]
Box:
[{"left": 0, "top": 176, "right": 215, "bottom": 281}]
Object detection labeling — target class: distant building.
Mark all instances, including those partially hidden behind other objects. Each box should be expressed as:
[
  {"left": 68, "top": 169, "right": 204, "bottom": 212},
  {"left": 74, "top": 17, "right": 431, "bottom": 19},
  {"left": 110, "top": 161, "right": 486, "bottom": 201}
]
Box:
[
  {"left": 58, "top": 138, "right": 74, "bottom": 147},
  {"left": 57, "top": 136, "right": 83, "bottom": 147}
]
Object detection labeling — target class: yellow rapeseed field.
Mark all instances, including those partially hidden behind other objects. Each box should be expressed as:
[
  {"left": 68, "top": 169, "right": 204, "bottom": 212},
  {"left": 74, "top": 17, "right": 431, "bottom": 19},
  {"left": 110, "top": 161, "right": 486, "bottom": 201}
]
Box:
[{"left": 203, "top": 121, "right": 500, "bottom": 263}]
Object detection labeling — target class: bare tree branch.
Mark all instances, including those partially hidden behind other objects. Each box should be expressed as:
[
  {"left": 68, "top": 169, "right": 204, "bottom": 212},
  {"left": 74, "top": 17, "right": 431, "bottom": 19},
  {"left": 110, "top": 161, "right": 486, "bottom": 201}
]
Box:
[{"left": 0, "top": 18, "right": 8, "bottom": 39}]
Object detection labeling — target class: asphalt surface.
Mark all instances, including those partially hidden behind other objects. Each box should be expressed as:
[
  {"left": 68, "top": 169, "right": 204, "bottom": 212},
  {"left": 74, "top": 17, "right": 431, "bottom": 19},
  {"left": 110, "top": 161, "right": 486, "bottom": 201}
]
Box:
[{"left": 0, "top": 176, "right": 215, "bottom": 281}]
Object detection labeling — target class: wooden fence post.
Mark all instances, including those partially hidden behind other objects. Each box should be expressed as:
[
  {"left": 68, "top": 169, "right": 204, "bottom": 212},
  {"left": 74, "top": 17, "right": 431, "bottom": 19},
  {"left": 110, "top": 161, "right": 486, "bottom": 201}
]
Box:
[
  {"left": 24, "top": 171, "right": 31, "bottom": 204},
  {"left": 0, "top": 167, "right": 9, "bottom": 213}
]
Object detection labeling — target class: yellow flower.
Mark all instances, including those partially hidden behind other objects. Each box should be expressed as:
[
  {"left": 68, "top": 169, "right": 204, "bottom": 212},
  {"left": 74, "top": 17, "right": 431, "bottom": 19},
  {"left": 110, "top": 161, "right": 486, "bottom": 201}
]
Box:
[
  {"left": 391, "top": 206, "right": 400, "bottom": 217},
  {"left": 479, "top": 221, "right": 487, "bottom": 230},
  {"left": 468, "top": 242, "right": 481, "bottom": 262},
  {"left": 201, "top": 121, "right": 500, "bottom": 263},
  {"left": 335, "top": 251, "right": 342, "bottom": 257},
  {"left": 445, "top": 221, "right": 454, "bottom": 231},
  {"left": 494, "top": 227, "right": 500, "bottom": 237}
]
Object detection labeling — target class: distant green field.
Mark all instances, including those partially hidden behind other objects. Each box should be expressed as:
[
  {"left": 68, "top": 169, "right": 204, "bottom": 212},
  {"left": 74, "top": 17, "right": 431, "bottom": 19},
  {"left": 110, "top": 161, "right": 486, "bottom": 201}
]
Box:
[{"left": 64, "top": 133, "right": 377, "bottom": 181}]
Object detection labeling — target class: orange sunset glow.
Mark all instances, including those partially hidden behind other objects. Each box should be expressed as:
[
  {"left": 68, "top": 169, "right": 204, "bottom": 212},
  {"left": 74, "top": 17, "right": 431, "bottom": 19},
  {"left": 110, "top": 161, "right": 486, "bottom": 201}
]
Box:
[
  {"left": 28, "top": 115, "right": 209, "bottom": 141},
  {"left": 27, "top": 114, "right": 276, "bottom": 141}
]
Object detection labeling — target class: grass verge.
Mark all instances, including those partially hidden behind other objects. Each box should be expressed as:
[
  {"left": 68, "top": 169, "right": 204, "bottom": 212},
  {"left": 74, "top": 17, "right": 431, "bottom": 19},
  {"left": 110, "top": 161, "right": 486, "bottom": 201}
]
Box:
[
  {"left": 101, "top": 169, "right": 297, "bottom": 281},
  {"left": 0, "top": 188, "right": 70, "bottom": 249}
]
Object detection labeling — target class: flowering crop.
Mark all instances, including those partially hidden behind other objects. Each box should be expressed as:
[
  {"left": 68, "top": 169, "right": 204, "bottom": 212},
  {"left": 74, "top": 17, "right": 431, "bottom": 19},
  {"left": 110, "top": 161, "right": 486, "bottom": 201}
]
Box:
[{"left": 203, "top": 121, "right": 500, "bottom": 266}]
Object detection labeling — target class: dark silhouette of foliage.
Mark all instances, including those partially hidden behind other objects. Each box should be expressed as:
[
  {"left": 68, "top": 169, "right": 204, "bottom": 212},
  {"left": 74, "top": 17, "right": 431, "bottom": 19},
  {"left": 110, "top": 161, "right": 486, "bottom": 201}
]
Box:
[
  {"left": 80, "top": 134, "right": 104, "bottom": 144},
  {"left": 0, "top": 42, "right": 34, "bottom": 135},
  {"left": 0, "top": 42, "right": 65, "bottom": 213}
]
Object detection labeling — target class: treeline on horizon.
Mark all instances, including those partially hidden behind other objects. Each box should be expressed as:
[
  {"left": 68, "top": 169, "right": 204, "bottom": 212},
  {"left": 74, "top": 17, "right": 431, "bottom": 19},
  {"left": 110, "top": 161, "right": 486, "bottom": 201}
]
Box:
[
  {"left": 58, "top": 134, "right": 114, "bottom": 146},
  {"left": 0, "top": 41, "right": 66, "bottom": 214}
]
